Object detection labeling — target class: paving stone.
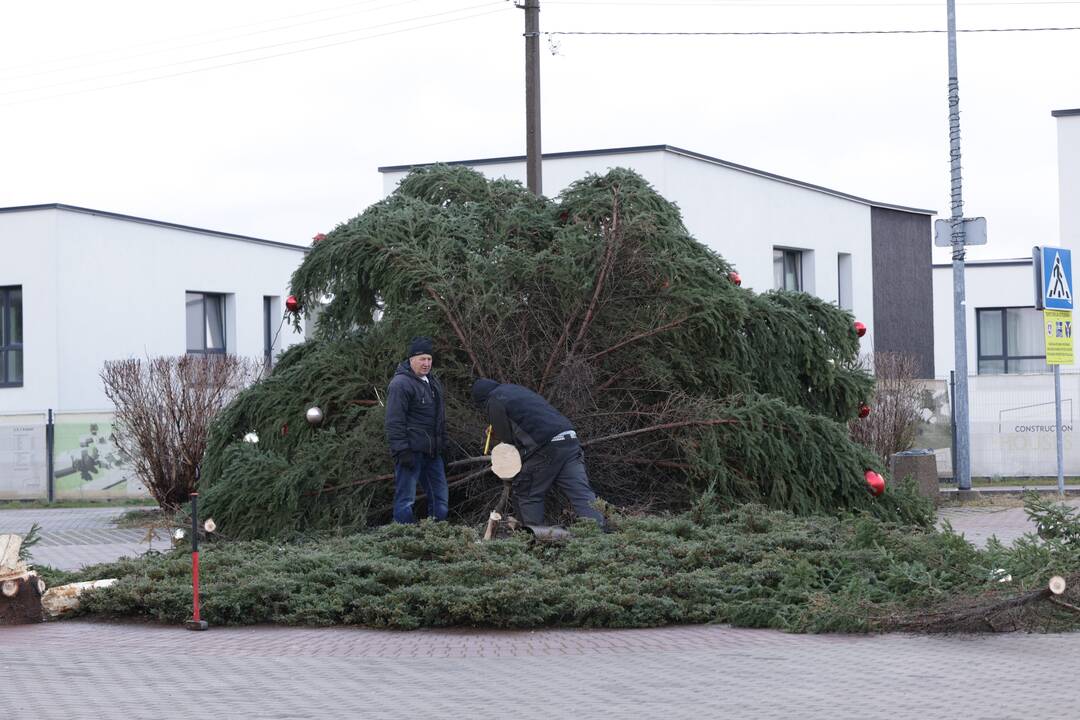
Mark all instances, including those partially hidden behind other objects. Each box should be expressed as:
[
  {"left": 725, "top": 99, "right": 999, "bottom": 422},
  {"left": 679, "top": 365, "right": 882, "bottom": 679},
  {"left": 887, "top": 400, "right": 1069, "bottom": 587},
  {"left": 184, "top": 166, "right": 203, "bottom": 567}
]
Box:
[
  {"left": 939, "top": 498, "right": 1080, "bottom": 547},
  {"left": 2, "top": 504, "right": 1080, "bottom": 718},
  {"left": 1, "top": 622, "right": 1079, "bottom": 719}
]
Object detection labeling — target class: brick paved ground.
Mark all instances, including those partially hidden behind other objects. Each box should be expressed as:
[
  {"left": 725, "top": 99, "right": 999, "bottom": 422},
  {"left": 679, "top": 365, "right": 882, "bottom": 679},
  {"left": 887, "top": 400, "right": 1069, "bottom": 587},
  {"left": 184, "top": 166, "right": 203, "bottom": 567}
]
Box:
[
  {"left": 0, "top": 506, "right": 169, "bottom": 570},
  {"left": 2, "top": 621, "right": 1079, "bottom": 719},
  {"left": 939, "top": 497, "right": 1080, "bottom": 546},
  {"left": 2, "top": 503, "right": 1080, "bottom": 719}
]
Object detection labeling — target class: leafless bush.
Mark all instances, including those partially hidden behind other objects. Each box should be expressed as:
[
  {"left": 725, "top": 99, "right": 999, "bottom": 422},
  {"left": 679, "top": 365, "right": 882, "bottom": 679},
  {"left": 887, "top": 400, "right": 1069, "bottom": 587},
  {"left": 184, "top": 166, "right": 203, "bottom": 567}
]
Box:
[
  {"left": 850, "top": 352, "right": 922, "bottom": 464},
  {"left": 102, "top": 355, "right": 259, "bottom": 510}
]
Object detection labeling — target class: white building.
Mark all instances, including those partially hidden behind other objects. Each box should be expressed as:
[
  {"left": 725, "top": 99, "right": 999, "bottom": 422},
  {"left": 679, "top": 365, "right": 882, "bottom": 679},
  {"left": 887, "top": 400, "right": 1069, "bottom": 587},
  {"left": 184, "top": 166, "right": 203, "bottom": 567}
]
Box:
[
  {"left": 932, "top": 108, "right": 1080, "bottom": 379},
  {"left": 381, "top": 145, "right": 937, "bottom": 376},
  {"left": 918, "top": 108, "right": 1080, "bottom": 478},
  {"left": 0, "top": 203, "right": 308, "bottom": 415}
]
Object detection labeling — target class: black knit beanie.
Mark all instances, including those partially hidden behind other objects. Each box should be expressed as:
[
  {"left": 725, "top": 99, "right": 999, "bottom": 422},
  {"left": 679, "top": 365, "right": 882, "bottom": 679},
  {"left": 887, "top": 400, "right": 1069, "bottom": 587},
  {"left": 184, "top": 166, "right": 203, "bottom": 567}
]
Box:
[
  {"left": 471, "top": 378, "right": 499, "bottom": 405},
  {"left": 408, "top": 337, "right": 433, "bottom": 358}
]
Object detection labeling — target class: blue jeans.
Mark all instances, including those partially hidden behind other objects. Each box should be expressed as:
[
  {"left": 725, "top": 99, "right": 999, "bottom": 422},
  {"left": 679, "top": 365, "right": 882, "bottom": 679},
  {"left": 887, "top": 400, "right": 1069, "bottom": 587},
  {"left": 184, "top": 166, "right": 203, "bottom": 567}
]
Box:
[{"left": 393, "top": 452, "right": 449, "bottom": 523}]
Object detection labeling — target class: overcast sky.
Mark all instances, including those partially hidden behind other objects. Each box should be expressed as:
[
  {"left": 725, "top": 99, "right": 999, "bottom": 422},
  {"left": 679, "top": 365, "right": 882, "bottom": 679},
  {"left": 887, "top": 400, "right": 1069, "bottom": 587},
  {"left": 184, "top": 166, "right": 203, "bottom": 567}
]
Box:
[{"left": 1, "top": 0, "right": 1077, "bottom": 260}]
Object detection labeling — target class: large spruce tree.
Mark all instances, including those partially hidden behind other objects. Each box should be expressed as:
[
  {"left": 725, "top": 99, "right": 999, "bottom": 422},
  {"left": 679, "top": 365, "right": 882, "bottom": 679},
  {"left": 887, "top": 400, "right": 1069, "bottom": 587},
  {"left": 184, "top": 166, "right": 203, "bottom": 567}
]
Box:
[{"left": 199, "top": 166, "right": 915, "bottom": 539}]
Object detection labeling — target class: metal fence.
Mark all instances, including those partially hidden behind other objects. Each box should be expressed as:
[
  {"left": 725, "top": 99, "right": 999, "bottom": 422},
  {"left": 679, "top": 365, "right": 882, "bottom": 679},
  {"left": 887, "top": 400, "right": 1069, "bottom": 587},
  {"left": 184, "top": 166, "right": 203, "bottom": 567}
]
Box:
[
  {"left": 4, "top": 374, "right": 1078, "bottom": 496},
  {"left": 915, "top": 371, "right": 1080, "bottom": 479},
  {"left": 0, "top": 410, "right": 149, "bottom": 501}
]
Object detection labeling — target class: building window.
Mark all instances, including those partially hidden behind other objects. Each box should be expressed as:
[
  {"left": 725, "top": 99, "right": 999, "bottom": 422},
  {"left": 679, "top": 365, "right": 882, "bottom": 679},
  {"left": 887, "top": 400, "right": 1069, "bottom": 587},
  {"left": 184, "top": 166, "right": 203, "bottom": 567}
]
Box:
[
  {"left": 976, "top": 307, "right": 1047, "bottom": 374},
  {"left": 773, "top": 249, "right": 802, "bottom": 291},
  {"left": 263, "top": 295, "right": 278, "bottom": 369},
  {"left": 837, "top": 253, "right": 853, "bottom": 310},
  {"left": 1, "top": 286, "right": 23, "bottom": 387},
  {"left": 186, "top": 292, "right": 226, "bottom": 354}
]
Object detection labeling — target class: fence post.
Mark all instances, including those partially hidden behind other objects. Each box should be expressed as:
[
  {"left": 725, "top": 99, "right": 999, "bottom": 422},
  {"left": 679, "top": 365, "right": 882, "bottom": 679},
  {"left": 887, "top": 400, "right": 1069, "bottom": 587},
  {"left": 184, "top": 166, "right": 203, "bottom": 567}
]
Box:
[
  {"left": 46, "top": 409, "right": 55, "bottom": 503},
  {"left": 949, "top": 372, "right": 957, "bottom": 482}
]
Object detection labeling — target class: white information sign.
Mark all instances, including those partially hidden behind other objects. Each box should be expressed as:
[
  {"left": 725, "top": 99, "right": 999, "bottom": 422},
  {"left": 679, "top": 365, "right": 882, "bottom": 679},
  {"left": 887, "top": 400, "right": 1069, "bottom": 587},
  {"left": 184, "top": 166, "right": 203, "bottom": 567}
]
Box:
[{"left": 0, "top": 423, "right": 47, "bottom": 499}]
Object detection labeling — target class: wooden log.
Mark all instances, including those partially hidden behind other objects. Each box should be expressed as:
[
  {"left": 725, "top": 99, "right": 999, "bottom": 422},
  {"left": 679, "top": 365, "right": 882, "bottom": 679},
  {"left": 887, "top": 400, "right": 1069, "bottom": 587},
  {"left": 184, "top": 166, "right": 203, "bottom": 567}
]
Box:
[
  {"left": 41, "top": 579, "right": 118, "bottom": 618},
  {"left": 0, "top": 533, "right": 24, "bottom": 576}
]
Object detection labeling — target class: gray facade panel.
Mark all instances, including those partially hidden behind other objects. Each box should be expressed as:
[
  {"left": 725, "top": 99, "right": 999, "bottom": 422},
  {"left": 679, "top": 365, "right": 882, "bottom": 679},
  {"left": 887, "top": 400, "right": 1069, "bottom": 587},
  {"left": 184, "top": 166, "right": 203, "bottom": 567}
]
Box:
[{"left": 870, "top": 207, "right": 935, "bottom": 378}]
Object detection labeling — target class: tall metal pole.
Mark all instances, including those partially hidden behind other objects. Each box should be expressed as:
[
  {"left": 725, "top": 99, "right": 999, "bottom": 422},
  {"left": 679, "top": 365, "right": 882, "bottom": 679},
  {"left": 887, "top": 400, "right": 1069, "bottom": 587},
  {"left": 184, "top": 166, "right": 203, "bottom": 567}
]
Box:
[
  {"left": 46, "top": 409, "right": 55, "bottom": 503},
  {"left": 1055, "top": 365, "right": 1065, "bottom": 496},
  {"left": 947, "top": 0, "right": 972, "bottom": 491},
  {"left": 523, "top": 0, "right": 542, "bottom": 195}
]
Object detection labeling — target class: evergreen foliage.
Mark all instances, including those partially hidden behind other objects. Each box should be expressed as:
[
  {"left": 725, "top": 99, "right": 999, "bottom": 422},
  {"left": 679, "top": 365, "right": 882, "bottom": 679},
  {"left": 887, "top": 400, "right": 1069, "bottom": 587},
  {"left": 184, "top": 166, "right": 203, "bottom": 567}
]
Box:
[
  {"left": 202, "top": 165, "right": 896, "bottom": 538},
  {"left": 65, "top": 493, "right": 1080, "bottom": 633}
]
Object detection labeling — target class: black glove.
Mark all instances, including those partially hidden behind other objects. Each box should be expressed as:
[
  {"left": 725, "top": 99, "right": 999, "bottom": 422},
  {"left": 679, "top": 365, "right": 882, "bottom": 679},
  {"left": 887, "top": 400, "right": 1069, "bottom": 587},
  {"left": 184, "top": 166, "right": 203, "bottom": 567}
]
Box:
[{"left": 396, "top": 452, "right": 416, "bottom": 470}]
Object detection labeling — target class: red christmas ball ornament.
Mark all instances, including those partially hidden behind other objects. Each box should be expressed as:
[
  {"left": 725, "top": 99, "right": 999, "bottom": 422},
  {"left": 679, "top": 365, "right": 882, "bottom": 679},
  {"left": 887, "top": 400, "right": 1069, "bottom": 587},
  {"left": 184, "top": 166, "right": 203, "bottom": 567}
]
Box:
[
  {"left": 285, "top": 295, "right": 300, "bottom": 313},
  {"left": 854, "top": 320, "right": 867, "bottom": 338},
  {"left": 312, "top": 232, "right": 327, "bottom": 244},
  {"left": 865, "top": 470, "right": 885, "bottom": 497},
  {"left": 858, "top": 403, "right": 871, "bottom": 419},
  {"left": 728, "top": 271, "right": 742, "bottom": 286},
  {"left": 282, "top": 423, "right": 289, "bottom": 436}
]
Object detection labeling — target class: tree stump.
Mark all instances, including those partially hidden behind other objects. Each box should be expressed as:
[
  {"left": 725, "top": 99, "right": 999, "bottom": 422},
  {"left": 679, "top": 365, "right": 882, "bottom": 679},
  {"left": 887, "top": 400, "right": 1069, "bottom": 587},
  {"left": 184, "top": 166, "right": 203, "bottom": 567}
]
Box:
[
  {"left": 0, "top": 574, "right": 45, "bottom": 625},
  {"left": 0, "top": 534, "right": 45, "bottom": 625}
]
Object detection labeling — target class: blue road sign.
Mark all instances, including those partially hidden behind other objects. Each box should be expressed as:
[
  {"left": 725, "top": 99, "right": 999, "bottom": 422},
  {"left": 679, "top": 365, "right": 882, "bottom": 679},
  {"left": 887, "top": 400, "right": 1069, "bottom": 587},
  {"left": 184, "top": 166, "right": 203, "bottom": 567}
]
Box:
[{"left": 1042, "top": 246, "right": 1074, "bottom": 311}]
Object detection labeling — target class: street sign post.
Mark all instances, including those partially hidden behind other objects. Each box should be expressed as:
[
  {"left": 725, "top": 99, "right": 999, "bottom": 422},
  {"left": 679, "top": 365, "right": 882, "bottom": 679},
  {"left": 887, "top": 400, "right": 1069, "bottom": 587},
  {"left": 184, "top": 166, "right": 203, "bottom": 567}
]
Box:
[
  {"left": 934, "top": 217, "right": 987, "bottom": 247},
  {"left": 1033, "top": 246, "right": 1073, "bottom": 496}
]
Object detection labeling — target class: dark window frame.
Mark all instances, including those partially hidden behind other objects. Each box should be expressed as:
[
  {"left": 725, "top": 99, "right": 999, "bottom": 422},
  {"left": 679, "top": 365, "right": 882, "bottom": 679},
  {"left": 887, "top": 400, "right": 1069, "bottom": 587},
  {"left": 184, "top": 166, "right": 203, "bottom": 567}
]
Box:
[
  {"left": 0, "top": 285, "right": 23, "bottom": 388},
  {"left": 263, "top": 295, "right": 274, "bottom": 369},
  {"left": 773, "top": 248, "right": 803, "bottom": 292},
  {"left": 976, "top": 306, "right": 1046, "bottom": 375},
  {"left": 186, "top": 291, "right": 227, "bottom": 355}
]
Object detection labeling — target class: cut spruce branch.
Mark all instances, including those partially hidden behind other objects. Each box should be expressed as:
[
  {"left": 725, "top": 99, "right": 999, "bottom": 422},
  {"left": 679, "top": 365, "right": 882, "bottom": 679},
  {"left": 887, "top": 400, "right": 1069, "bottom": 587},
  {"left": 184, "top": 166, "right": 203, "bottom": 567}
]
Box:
[
  {"left": 426, "top": 285, "right": 485, "bottom": 378},
  {"left": 587, "top": 315, "right": 691, "bottom": 362},
  {"left": 888, "top": 574, "right": 1080, "bottom": 633},
  {"left": 312, "top": 417, "right": 739, "bottom": 496}
]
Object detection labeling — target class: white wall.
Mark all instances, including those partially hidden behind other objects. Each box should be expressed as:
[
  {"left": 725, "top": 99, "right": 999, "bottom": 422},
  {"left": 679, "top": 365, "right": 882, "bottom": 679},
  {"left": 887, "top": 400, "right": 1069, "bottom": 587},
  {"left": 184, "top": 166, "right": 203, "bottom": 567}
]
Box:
[
  {"left": 659, "top": 152, "right": 874, "bottom": 336},
  {"left": 1059, "top": 113, "right": 1080, "bottom": 252},
  {"left": 0, "top": 211, "right": 61, "bottom": 412},
  {"left": 383, "top": 149, "right": 877, "bottom": 350},
  {"left": 1, "top": 207, "right": 308, "bottom": 413}
]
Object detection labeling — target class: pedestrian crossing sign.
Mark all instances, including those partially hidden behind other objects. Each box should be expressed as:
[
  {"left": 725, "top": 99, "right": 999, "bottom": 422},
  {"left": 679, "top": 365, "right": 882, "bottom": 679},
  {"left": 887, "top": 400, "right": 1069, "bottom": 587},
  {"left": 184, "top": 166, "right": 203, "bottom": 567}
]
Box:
[{"left": 1040, "top": 246, "right": 1074, "bottom": 310}]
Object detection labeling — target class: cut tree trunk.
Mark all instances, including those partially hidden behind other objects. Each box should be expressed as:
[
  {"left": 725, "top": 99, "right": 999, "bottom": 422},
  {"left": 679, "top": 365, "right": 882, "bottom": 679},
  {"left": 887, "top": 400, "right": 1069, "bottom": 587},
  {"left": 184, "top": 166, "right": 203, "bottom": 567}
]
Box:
[
  {"left": 0, "top": 574, "right": 45, "bottom": 625},
  {"left": 0, "top": 534, "right": 44, "bottom": 625}
]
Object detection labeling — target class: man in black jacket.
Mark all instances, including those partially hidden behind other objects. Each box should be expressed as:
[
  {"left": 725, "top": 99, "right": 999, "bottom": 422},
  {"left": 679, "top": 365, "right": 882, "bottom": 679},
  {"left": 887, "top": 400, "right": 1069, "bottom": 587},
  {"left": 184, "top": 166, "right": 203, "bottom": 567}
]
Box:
[
  {"left": 385, "top": 337, "right": 448, "bottom": 523},
  {"left": 470, "top": 378, "right": 605, "bottom": 528}
]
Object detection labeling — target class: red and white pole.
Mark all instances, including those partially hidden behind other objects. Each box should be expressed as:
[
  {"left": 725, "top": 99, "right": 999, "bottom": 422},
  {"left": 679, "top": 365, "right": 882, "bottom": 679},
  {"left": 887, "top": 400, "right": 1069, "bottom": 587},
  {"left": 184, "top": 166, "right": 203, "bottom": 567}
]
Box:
[{"left": 186, "top": 486, "right": 208, "bottom": 631}]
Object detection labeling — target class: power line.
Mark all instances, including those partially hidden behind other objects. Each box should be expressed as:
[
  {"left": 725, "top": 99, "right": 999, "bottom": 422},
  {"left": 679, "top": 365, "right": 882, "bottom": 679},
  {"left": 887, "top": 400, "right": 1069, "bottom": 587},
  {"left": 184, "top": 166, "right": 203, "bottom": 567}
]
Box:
[
  {"left": 0, "top": 2, "right": 505, "bottom": 99},
  {"left": 543, "top": 25, "right": 1080, "bottom": 35},
  {"left": 0, "top": 0, "right": 432, "bottom": 83},
  {"left": 546, "top": 0, "right": 1080, "bottom": 5},
  {"left": 0, "top": 0, "right": 416, "bottom": 77},
  {"left": 0, "top": 5, "right": 512, "bottom": 108}
]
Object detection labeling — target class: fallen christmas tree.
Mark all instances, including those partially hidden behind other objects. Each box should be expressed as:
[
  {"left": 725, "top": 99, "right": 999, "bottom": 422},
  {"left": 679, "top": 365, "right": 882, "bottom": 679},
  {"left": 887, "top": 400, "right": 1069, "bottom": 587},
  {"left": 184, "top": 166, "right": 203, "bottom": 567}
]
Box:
[{"left": 199, "top": 165, "right": 924, "bottom": 539}]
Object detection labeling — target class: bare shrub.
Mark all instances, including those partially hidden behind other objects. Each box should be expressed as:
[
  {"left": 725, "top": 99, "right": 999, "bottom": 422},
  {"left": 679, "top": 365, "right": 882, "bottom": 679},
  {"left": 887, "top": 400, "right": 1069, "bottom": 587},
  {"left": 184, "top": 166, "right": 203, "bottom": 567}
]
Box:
[
  {"left": 850, "top": 352, "right": 921, "bottom": 463},
  {"left": 102, "top": 355, "right": 259, "bottom": 510}
]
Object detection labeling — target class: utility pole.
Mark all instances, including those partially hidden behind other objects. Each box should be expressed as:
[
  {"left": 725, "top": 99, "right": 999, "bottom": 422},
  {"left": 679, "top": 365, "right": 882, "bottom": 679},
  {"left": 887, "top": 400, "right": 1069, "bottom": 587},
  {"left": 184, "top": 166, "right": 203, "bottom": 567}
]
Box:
[
  {"left": 522, "top": 0, "right": 542, "bottom": 195},
  {"left": 947, "top": 0, "right": 972, "bottom": 492}
]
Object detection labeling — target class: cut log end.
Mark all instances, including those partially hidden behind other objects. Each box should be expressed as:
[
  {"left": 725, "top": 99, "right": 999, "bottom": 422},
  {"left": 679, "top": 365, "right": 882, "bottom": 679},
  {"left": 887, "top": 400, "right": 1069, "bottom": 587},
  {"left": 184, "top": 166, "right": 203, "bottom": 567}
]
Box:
[{"left": 0, "top": 573, "right": 45, "bottom": 625}]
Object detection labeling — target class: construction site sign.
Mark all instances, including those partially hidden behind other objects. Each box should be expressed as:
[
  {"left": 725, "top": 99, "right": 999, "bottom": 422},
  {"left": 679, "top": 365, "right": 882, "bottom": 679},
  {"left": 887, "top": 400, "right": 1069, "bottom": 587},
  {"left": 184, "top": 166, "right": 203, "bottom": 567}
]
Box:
[{"left": 1043, "top": 309, "right": 1074, "bottom": 365}]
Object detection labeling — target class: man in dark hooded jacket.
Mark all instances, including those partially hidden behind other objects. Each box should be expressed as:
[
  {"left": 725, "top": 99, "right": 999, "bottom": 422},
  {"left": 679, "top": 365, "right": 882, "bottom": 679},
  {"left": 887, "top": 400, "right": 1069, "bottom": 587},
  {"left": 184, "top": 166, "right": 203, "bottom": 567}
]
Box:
[
  {"left": 385, "top": 337, "right": 448, "bottom": 523},
  {"left": 470, "top": 378, "right": 605, "bottom": 528}
]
